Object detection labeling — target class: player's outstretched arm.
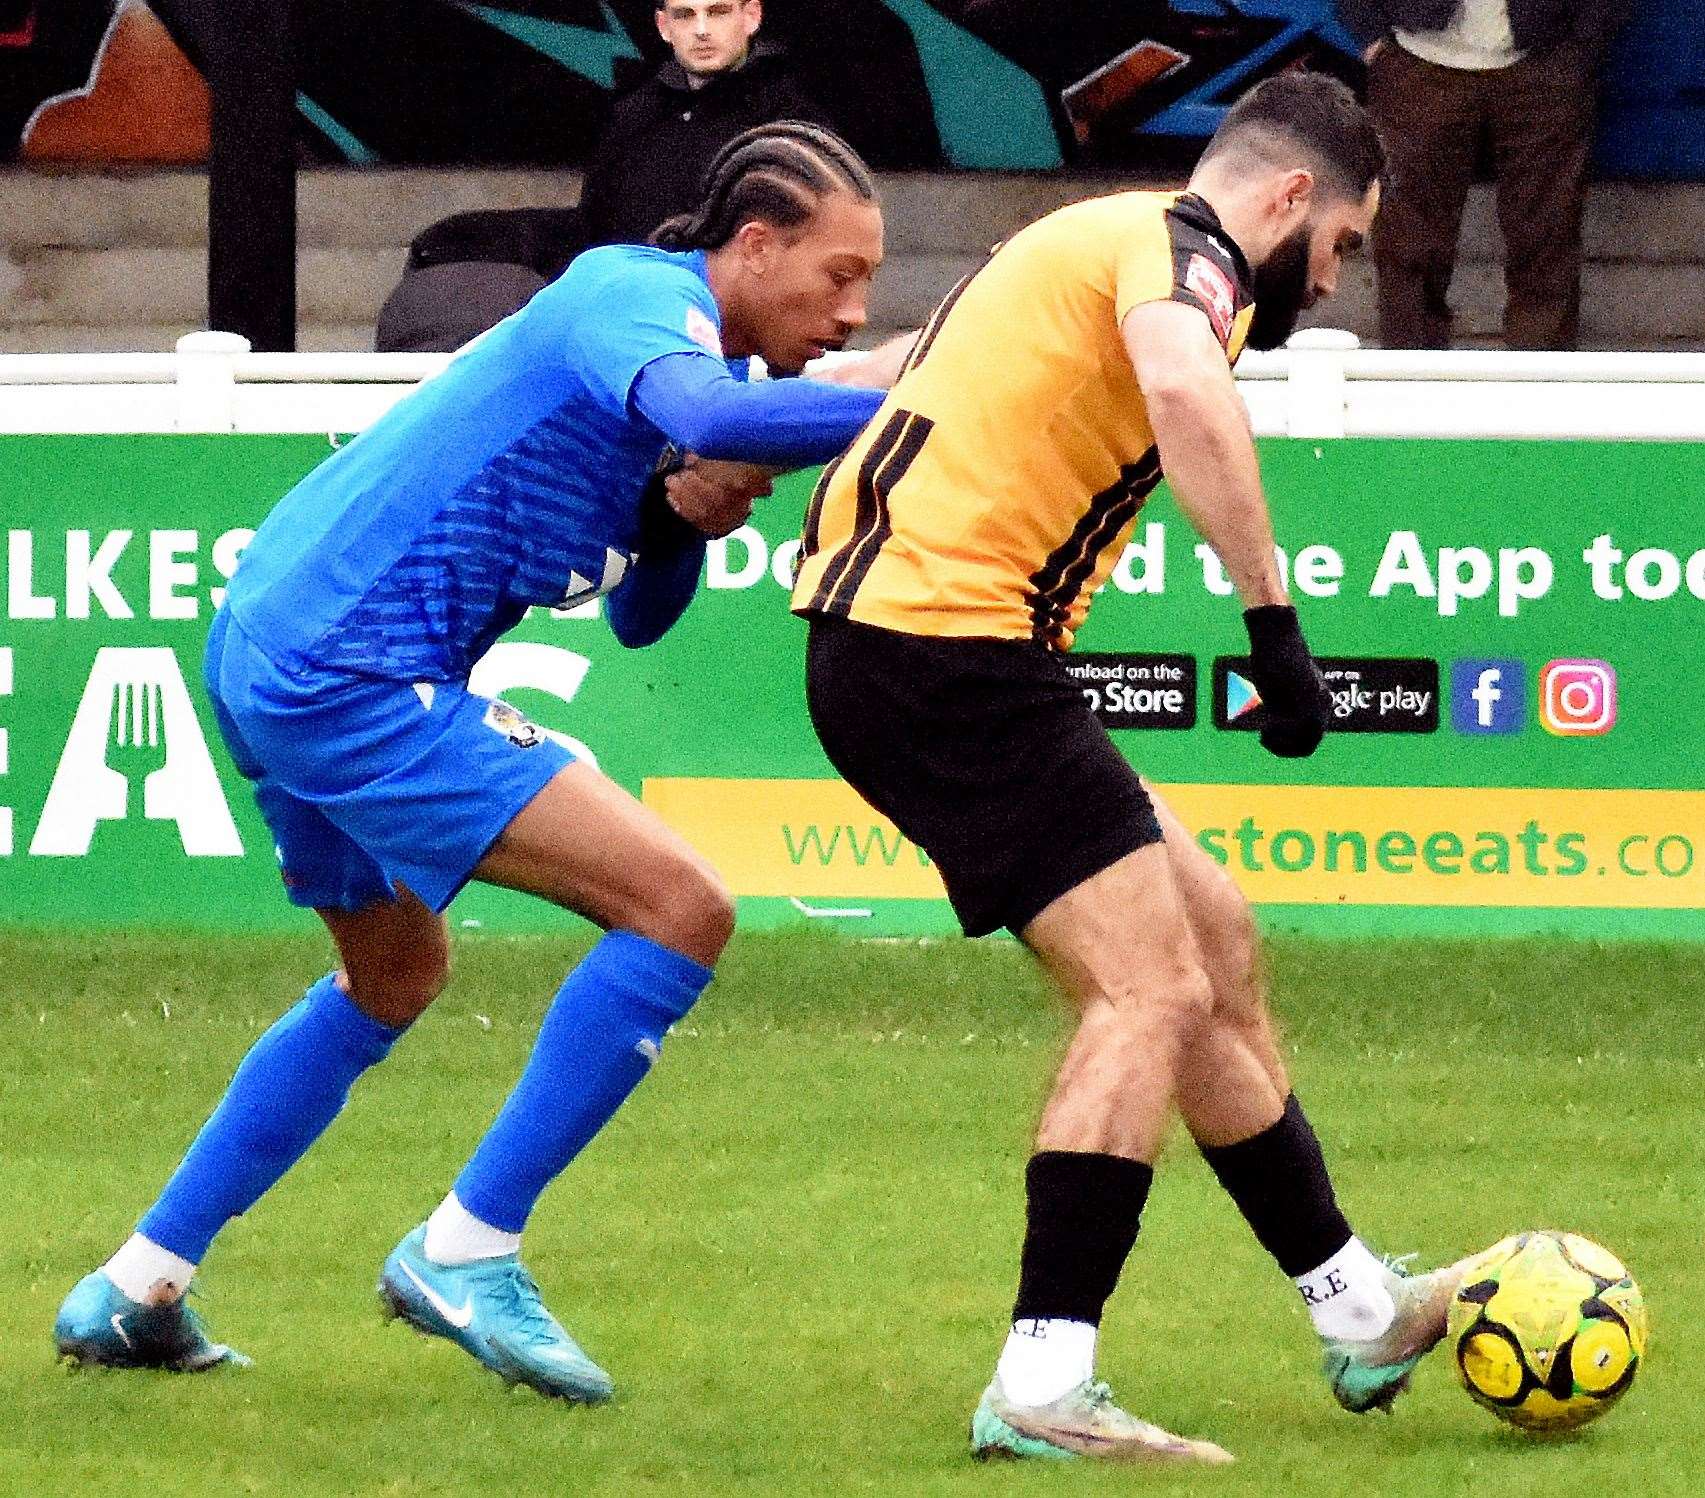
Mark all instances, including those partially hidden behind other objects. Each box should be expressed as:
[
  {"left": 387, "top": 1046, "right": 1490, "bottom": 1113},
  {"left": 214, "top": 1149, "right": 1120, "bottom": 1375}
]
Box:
[
  {"left": 632, "top": 352, "right": 883, "bottom": 469},
  {"left": 1123, "top": 301, "right": 1328, "bottom": 757},
  {"left": 805, "top": 331, "right": 921, "bottom": 391}
]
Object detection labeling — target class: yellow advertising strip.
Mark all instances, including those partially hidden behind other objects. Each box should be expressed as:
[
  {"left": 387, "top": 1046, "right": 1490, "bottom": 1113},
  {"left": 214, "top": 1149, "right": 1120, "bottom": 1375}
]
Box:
[{"left": 641, "top": 779, "right": 1705, "bottom": 911}]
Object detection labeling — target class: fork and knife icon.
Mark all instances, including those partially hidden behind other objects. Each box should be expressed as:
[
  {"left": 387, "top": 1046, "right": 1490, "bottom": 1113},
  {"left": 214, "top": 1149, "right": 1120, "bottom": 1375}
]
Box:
[
  {"left": 29, "top": 648, "right": 244, "bottom": 857},
  {"left": 106, "top": 679, "right": 170, "bottom": 797}
]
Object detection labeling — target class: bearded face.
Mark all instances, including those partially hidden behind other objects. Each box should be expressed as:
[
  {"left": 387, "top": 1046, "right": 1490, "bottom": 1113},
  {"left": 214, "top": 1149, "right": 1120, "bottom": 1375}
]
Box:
[{"left": 1246, "top": 218, "right": 1314, "bottom": 352}]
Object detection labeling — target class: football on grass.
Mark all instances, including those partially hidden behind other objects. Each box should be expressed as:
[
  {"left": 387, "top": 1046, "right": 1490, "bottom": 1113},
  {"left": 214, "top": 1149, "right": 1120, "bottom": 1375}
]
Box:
[{"left": 1447, "top": 1230, "right": 1647, "bottom": 1434}]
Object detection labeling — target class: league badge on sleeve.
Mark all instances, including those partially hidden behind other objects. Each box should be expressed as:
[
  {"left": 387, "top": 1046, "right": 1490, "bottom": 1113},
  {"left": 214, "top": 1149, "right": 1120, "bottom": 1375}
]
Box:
[
  {"left": 1184, "top": 253, "right": 1236, "bottom": 344},
  {"left": 685, "top": 306, "right": 724, "bottom": 357}
]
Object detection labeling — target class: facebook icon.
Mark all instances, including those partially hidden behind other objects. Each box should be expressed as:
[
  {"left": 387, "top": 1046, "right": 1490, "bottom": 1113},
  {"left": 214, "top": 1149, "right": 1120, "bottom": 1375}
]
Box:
[{"left": 1451, "top": 659, "right": 1525, "bottom": 734}]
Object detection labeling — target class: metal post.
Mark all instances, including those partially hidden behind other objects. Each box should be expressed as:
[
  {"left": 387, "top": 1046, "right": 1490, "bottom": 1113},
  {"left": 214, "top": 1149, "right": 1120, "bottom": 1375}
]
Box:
[{"left": 205, "top": 0, "right": 296, "bottom": 351}]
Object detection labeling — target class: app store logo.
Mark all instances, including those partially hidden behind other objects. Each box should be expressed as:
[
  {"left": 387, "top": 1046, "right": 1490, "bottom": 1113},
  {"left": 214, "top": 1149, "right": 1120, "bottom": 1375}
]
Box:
[
  {"left": 1063, "top": 652, "right": 1197, "bottom": 730},
  {"left": 1540, "top": 659, "right": 1617, "bottom": 736},
  {"left": 1451, "top": 659, "right": 1523, "bottom": 735}
]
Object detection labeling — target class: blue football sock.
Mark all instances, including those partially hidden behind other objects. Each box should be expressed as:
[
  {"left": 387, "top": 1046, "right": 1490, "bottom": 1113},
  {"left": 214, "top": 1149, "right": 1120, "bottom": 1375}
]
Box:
[
  {"left": 454, "top": 931, "right": 711, "bottom": 1234},
  {"left": 138, "top": 973, "right": 405, "bottom": 1263}
]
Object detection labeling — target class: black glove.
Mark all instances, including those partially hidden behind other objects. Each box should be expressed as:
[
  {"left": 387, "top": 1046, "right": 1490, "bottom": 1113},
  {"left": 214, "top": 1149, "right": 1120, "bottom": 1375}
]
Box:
[{"left": 1244, "top": 605, "right": 1329, "bottom": 759}]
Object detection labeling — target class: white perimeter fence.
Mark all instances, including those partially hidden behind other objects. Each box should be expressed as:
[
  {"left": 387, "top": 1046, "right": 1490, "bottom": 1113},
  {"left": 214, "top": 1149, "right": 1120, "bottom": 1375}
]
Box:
[{"left": 2, "top": 330, "right": 1705, "bottom": 440}]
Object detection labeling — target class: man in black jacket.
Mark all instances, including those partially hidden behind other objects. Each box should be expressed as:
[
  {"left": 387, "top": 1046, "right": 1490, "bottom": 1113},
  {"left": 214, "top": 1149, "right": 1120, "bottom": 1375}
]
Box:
[
  {"left": 579, "top": 0, "right": 834, "bottom": 247},
  {"left": 375, "top": 4, "right": 830, "bottom": 353},
  {"left": 1337, "top": 0, "right": 1633, "bottom": 349}
]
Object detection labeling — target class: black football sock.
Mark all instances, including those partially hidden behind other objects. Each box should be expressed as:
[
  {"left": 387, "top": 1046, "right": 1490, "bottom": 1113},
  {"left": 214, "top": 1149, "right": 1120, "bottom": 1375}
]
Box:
[
  {"left": 1011, "top": 1150, "right": 1153, "bottom": 1325},
  {"left": 1197, "top": 1093, "right": 1353, "bottom": 1278}
]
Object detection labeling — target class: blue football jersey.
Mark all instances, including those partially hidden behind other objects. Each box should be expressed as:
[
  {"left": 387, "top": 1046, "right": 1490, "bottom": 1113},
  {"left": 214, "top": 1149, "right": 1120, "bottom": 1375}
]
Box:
[{"left": 226, "top": 245, "right": 739, "bottom": 682}]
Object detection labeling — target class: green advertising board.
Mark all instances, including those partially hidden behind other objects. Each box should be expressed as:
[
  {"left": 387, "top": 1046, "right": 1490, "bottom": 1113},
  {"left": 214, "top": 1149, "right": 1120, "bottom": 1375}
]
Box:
[{"left": 2, "top": 434, "right": 1701, "bottom": 937}]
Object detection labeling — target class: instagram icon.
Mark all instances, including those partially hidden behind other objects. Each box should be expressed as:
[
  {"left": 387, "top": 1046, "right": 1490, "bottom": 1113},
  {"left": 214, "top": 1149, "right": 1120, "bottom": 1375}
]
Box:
[{"left": 1540, "top": 659, "right": 1617, "bottom": 736}]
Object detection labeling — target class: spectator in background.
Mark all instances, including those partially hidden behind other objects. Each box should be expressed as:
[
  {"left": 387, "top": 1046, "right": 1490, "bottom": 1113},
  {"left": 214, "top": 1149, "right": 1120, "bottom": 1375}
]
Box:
[
  {"left": 579, "top": 0, "right": 834, "bottom": 247},
  {"left": 375, "top": 1, "right": 832, "bottom": 352},
  {"left": 375, "top": 208, "right": 584, "bottom": 354},
  {"left": 1338, "top": 0, "right": 1633, "bottom": 349}
]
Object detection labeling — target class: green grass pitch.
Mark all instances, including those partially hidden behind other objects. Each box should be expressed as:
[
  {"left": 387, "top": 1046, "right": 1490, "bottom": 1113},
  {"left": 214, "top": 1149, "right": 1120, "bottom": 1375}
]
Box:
[{"left": 3, "top": 927, "right": 1699, "bottom": 1495}]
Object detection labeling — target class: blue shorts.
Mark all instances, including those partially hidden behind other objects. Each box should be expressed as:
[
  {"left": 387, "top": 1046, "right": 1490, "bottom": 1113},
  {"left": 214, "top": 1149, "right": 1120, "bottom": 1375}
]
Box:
[{"left": 204, "top": 608, "right": 574, "bottom": 913}]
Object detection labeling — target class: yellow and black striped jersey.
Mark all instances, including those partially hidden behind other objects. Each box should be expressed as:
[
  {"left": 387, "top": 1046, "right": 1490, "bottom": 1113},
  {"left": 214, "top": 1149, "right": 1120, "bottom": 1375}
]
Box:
[{"left": 791, "top": 190, "right": 1255, "bottom": 650}]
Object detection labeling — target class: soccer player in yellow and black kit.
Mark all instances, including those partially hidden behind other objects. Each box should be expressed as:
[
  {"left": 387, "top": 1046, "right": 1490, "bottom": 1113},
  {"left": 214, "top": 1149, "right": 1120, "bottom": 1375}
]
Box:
[{"left": 794, "top": 75, "right": 1470, "bottom": 1464}]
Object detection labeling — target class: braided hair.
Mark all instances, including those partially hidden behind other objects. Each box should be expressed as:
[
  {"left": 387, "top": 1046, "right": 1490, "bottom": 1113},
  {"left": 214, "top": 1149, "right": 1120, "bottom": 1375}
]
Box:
[{"left": 652, "top": 121, "right": 877, "bottom": 251}]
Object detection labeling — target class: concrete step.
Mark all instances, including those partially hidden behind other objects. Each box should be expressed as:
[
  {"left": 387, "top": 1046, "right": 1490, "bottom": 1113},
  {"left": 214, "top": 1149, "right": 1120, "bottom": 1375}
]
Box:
[
  {"left": 284, "top": 322, "right": 378, "bottom": 354},
  {"left": 4, "top": 165, "right": 1703, "bottom": 354},
  {"left": 294, "top": 169, "right": 580, "bottom": 248},
  {"left": 1, "top": 245, "right": 406, "bottom": 326},
  {"left": 3, "top": 169, "right": 210, "bottom": 251},
  {"left": 1458, "top": 179, "right": 1705, "bottom": 263},
  {"left": 0, "top": 167, "right": 1114, "bottom": 257},
  {"left": 865, "top": 251, "right": 985, "bottom": 329},
  {"left": 9, "top": 166, "right": 1704, "bottom": 261},
  {"left": 1, "top": 167, "right": 579, "bottom": 252},
  {"left": 0, "top": 321, "right": 377, "bottom": 354},
  {"left": 886, "top": 175, "right": 1705, "bottom": 264},
  {"left": 876, "top": 173, "right": 1152, "bottom": 254},
  {"left": 11, "top": 310, "right": 1704, "bottom": 357},
  {"left": 0, "top": 240, "right": 978, "bottom": 335},
  {"left": 1297, "top": 257, "right": 1705, "bottom": 347}
]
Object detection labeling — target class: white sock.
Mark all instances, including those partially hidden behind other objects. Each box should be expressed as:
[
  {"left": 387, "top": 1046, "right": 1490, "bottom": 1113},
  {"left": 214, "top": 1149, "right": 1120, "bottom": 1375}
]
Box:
[
  {"left": 423, "top": 1192, "right": 522, "bottom": 1266},
  {"left": 103, "top": 1233, "right": 196, "bottom": 1304},
  {"left": 1295, "top": 1236, "right": 1396, "bottom": 1340},
  {"left": 995, "top": 1318, "right": 1097, "bottom": 1407}
]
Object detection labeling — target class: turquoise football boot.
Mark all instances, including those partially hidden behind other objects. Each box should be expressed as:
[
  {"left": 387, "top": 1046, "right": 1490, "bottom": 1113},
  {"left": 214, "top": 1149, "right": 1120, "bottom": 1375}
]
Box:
[
  {"left": 970, "top": 1376, "right": 1234, "bottom": 1464},
  {"left": 54, "top": 1270, "right": 250, "bottom": 1371},
  {"left": 1321, "top": 1254, "right": 1466, "bottom": 1413},
  {"left": 378, "top": 1225, "right": 613, "bottom": 1403}
]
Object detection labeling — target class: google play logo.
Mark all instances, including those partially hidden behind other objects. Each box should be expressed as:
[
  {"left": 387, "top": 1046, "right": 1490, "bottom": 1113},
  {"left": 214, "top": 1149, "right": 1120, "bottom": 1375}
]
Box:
[{"left": 1224, "top": 669, "right": 1262, "bottom": 721}]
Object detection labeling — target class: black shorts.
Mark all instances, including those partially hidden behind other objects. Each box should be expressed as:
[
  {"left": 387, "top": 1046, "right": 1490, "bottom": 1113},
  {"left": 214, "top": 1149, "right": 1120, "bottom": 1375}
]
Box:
[{"left": 803, "top": 614, "right": 1163, "bottom": 937}]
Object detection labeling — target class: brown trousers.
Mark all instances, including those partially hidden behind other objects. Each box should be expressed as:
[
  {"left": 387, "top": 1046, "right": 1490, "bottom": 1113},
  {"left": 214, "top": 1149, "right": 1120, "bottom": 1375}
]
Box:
[{"left": 1367, "top": 41, "right": 1596, "bottom": 350}]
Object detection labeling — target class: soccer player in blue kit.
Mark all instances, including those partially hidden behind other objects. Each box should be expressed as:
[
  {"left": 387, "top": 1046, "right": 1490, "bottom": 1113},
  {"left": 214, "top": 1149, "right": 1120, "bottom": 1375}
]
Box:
[{"left": 54, "top": 123, "right": 905, "bottom": 1401}]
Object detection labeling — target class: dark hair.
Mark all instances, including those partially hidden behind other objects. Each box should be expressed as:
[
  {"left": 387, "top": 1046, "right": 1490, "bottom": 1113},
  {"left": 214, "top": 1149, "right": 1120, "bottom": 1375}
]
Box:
[
  {"left": 1200, "top": 72, "right": 1385, "bottom": 201},
  {"left": 651, "top": 121, "right": 877, "bottom": 251}
]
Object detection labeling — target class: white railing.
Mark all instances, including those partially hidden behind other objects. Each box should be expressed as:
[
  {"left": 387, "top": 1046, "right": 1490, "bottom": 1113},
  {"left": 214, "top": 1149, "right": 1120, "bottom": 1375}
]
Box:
[
  {"left": 0, "top": 334, "right": 454, "bottom": 436},
  {"left": 1, "top": 331, "right": 1703, "bottom": 441}
]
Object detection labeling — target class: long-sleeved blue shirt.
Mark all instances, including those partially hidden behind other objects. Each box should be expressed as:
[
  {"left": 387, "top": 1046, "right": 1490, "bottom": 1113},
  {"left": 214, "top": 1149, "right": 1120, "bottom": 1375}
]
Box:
[{"left": 226, "top": 243, "right": 881, "bottom": 680}]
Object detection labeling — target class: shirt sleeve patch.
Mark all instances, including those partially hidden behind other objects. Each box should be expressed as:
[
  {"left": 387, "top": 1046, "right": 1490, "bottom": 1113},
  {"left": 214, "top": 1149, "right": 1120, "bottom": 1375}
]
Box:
[
  {"left": 1183, "top": 252, "right": 1236, "bottom": 345},
  {"left": 686, "top": 305, "right": 724, "bottom": 356}
]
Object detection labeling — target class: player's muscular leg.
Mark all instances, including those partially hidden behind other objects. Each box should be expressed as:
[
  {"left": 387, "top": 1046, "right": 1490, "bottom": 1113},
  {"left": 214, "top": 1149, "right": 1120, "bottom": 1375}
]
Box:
[
  {"left": 1145, "top": 788, "right": 1290, "bottom": 1148},
  {"left": 1021, "top": 843, "right": 1214, "bottom": 1163},
  {"left": 320, "top": 888, "right": 450, "bottom": 1028},
  {"left": 475, "top": 761, "right": 735, "bottom": 968}
]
